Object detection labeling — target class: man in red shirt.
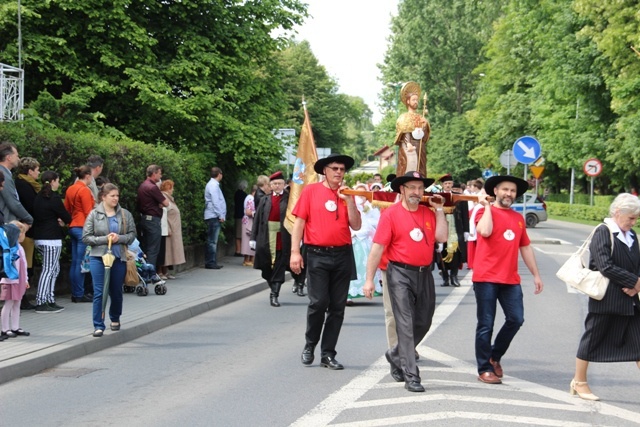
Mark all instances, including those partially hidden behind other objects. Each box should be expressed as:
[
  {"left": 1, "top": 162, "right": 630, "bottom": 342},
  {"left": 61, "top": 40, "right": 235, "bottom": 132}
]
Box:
[
  {"left": 290, "top": 154, "right": 361, "bottom": 370},
  {"left": 364, "top": 171, "right": 448, "bottom": 392},
  {"left": 473, "top": 176, "right": 544, "bottom": 385},
  {"left": 136, "top": 165, "right": 169, "bottom": 269}
]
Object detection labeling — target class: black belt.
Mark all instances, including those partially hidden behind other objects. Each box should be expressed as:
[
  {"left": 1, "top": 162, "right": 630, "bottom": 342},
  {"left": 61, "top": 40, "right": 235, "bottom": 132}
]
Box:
[
  {"left": 389, "top": 260, "right": 429, "bottom": 272},
  {"left": 306, "top": 244, "right": 351, "bottom": 253}
]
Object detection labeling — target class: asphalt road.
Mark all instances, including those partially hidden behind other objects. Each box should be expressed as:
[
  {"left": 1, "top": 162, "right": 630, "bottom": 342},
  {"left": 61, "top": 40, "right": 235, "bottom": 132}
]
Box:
[{"left": 1, "top": 219, "right": 639, "bottom": 426}]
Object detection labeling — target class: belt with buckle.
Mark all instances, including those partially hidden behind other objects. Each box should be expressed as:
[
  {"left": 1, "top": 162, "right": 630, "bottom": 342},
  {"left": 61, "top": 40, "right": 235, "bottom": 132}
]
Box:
[
  {"left": 389, "top": 260, "right": 429, "bottom": 272},
  {"left": 306, "top": 244, "right": 351, "bottom": 253}
]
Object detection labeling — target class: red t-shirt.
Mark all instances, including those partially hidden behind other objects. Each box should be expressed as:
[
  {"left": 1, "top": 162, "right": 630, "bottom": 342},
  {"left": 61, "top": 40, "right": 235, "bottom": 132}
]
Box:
[
  {"left": 292, "top": 182, "right": 354, "bottom": 246},
  {"left": 472, "top": 206, "right": 530, "bottom": 285},
  {"left": 373, "top": 202, "right": 436, "bottom": 267}
]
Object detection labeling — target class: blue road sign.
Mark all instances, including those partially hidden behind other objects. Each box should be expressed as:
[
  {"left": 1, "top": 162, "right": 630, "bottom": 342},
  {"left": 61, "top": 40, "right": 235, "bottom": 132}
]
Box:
[
  {"left": 512, "top": 136, "right": 541, "bottom": 165},
  {"left": 482, "top": 169, "right": 494, "bottom": 180}
]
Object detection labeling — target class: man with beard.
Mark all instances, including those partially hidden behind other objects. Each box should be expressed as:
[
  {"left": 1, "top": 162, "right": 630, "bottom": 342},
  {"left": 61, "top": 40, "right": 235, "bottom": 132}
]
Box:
[
  {"left": 363, "top": 172, "right": 448, "bottom": 392},
  {"left": 473, "top": 176, "right": 544, "bottom": 385},
  {"left": 290, "top": 154, "right": 361, "bottom": 370}
]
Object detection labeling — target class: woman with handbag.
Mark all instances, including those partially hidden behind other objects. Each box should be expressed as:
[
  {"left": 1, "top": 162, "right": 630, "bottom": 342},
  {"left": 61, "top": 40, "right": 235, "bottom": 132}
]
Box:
[
  {"left": 82, "top": 183, "right": 136, "bottom": 337},
  {"left": 571, "top": 193, "right": 640, "bottom": 401}
]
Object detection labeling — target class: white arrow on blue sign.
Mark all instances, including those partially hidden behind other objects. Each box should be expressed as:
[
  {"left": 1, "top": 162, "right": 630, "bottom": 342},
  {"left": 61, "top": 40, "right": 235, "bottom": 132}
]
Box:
[{"left": 512, "top": 136, "right": 541, "bottom": 165}]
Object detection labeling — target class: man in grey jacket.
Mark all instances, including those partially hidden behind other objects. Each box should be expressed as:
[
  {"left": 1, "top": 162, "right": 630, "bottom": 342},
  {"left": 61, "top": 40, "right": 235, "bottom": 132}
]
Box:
[
  {"left": 0, "top": 142, "right": 36, "bottom": 310},
  {"left": 0, "top": 142, "right": 34, "bottom": 227}
]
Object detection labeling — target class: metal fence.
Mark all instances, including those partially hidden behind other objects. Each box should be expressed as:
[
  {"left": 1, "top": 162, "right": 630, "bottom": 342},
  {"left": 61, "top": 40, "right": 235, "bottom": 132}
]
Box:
[{"left": 0, "top": 62, "right": 24, "bottom": 122}]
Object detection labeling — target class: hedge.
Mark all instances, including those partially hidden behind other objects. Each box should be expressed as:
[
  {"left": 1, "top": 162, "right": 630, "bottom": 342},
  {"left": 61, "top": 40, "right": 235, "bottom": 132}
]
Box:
[
  {"left": 544, "top": 193, "right": 615, "bottom": 208},
  {"left": 0, "top": 121, "right": 215, "bottom": 248},
  {"left": 546, "top": 201, "right": 609, "bottom": 222}
]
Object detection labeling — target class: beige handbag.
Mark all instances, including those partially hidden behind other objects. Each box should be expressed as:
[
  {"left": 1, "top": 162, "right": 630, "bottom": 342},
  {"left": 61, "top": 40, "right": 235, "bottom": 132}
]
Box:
[{"left": 556, "top": 224, "right": 613, "bottom": 300}]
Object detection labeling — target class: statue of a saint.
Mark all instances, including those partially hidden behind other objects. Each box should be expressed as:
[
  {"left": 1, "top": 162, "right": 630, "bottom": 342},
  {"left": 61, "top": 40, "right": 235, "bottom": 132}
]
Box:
[{"left": 394, "top": 81, "right": 430, "bottom": 177}]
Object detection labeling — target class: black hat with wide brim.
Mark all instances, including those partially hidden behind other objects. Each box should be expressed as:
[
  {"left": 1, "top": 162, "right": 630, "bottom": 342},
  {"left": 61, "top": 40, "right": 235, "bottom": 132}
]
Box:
[
  {"left": 313, "top": 154, "right": 355, "bottom": 174},
  {"left": 390, "top": 171, "right": 435, "bottom": 193},
  {"left": 484, "top": 175, "right": 529, "bottom": 197}
]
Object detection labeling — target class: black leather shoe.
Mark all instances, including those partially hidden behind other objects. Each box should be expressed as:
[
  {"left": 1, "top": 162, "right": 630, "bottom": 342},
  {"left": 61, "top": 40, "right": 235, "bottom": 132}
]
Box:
[
  {"left": 320, "top": 356, "right": 344, "bottom": 370},
  {"left": 405, "top": 381, "right": 425, "bottom": 392},
  {"left": 301, "top": 345, "right": 315, "bottom": 366},
  {"left": 385, "top": 351, "right": 404, "bottom": 382},
  {"left": 451, "top": 276, "right": 461, "bottom": 287},
  {"left": 298, "top": 283, "right": 307, "bottom": 297},
  {"left": 270, "top": 295, "right": 281, "bottom": 307},
  {"left": 205, "top": 265, "right": 223, "bottom": 269},
  {"left": 72, "top": 295, "right": 92, "bottom": 303},
  {"left": 441, "top": 278, "right": 450, "bottom": 287}
]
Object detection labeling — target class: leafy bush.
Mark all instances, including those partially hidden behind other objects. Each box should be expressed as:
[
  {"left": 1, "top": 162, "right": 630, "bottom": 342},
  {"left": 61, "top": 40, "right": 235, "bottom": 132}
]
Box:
[
  {"left": 0, "top": 121, "right": 211, "bottom": 247},
  {"left": 546, "top": 202, "right": 609, "bottom": 222},
  {"left": 544, "top": 193, "right": 614, "bottom": 207}
]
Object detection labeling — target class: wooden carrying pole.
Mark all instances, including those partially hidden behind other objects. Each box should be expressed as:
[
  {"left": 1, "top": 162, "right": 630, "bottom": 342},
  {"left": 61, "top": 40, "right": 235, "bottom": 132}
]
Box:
[{"left": 340, "top": 189, "right": 490, "bottom": 204}]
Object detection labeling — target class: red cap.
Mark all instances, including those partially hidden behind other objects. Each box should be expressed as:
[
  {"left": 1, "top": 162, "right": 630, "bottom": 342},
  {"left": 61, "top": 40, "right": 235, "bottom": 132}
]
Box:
[{"left": 270, "top": 171, "right": 284, "bottom": 181}]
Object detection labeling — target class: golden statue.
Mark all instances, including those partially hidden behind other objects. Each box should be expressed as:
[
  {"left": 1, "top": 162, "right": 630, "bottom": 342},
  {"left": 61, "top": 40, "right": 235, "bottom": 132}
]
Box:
[{"left": 394, "top": 81, "right": 430, "bottom": 177}]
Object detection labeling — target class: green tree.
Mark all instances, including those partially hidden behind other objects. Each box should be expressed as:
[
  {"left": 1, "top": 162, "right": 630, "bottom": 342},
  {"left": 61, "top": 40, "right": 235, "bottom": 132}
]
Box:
[
  {"left": 471, "top": 0, "right": 616, "bottom": 191},
  {"left": 574, "top": 0, "right": 640, "bottom": 189},
  {"left": 0, "top": 0, "right": 308, "bottom": 174},
  {"left": 276, "top": 40, "right": 366, "bottom": 154}
]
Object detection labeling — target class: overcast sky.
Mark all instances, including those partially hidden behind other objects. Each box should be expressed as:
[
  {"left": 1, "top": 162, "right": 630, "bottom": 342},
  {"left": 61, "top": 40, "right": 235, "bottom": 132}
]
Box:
[{"left": 291, "top": 0, "right": 399, "bottom": 124}]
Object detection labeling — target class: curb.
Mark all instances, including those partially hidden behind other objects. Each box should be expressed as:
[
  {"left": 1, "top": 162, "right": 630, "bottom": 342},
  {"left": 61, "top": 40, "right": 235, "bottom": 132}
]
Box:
[{"left": 0, "top": 276, "right": 273, "bottom": 385}]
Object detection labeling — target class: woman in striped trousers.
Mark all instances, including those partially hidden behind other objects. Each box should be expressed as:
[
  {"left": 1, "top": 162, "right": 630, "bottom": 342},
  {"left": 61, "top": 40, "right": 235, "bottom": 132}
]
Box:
[{"left": 31, "top": 171, "right": 72, "bottom": 313}]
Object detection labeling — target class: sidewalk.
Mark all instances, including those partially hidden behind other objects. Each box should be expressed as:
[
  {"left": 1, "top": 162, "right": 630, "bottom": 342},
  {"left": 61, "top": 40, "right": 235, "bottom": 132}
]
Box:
[{"left": 0, "top": 256, "right": 279, "bottom": 385}]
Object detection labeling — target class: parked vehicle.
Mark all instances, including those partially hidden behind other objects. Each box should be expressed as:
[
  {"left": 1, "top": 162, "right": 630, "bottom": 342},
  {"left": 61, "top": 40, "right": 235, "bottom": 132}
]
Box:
[{"left": 511, "top": 193, "right": 547, "bottom": 228}]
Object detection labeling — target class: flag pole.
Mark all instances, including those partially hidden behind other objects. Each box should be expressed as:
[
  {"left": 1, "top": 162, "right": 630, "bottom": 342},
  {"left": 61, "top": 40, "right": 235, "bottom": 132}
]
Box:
[{"left": 284, "top": 98, "right": 319, "bottom": 233}]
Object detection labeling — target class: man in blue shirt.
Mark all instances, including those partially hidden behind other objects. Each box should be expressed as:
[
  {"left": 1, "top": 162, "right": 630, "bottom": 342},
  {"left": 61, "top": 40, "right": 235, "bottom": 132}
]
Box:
[{"left": 204, "top": 167, "right": 226, "bottom": 269}]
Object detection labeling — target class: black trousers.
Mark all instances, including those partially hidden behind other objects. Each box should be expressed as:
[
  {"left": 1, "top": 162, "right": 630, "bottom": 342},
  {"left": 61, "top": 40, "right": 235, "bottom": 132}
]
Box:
[
  {"left": 305, "top": 246, "right": 353, "bottom": 358},
  {"left": 387, "top": 262, "right": 436, "bottom": 383},
  {"left": 260, "top": 249, "right": 287, "bottom": 285}
]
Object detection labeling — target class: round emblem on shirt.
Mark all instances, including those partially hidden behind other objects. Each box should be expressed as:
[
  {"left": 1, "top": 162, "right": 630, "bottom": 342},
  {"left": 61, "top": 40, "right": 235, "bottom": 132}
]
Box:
[
  {"left": 410, "top": 228, "right": 424, "bottom": 242},
  {"left": 503, "top": 229, "right": 515, "bottom": 241},
  {"left": 412, "top": 127, "right": 425, "bottom": 140},
  {"left": 325, "top": 200, "right": 337, "bottom": 212}
]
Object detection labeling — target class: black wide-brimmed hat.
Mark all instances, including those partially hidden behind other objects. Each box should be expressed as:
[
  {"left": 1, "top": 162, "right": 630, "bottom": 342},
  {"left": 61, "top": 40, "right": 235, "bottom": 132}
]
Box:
[
  {"left": 484, "top": 175, "right": 529, "bottom": 197},
  {"left": 313, "top": 154, "right": 355, "bottom": 174},
  {"left": 391, "top": 171, "right": 435, "bottom": 193}
]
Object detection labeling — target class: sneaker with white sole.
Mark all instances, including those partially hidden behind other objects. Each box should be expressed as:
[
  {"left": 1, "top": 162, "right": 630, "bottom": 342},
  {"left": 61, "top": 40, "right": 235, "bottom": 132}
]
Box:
[{"left": 35, "top": 303, "right": 63, "bottom": 313}]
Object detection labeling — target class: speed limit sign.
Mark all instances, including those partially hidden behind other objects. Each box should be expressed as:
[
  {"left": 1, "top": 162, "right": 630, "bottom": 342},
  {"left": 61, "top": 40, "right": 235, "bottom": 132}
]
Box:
[{"left": 583, "top": 158, "right": 602, "bottom": 177}]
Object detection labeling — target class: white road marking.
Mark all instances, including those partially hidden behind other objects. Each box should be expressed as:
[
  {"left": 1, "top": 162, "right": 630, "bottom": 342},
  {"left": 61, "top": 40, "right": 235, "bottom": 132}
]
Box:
[
  {"left": 291, "top": 276, "right": 640, "bottom": 426},
  {"left": 329, "top": 413, "right": 596, "bottom": 427}
]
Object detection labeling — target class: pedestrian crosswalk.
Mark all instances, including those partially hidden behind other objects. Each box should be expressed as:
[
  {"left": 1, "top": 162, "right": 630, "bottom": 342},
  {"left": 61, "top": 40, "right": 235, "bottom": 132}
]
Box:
[{"left": 292, "top": 279, "right": 640, "bottom": 427}]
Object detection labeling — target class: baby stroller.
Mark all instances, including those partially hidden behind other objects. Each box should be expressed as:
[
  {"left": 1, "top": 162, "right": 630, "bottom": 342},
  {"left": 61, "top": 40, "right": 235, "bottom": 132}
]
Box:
[{"left": 123, "top": 239, "right": 167, "bottom": 296}]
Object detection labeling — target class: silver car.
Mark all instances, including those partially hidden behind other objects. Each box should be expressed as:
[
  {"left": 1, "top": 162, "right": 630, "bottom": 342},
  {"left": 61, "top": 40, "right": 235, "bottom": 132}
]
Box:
[{"left": 510, "top": 193, "right": 548, "bottom": 228}]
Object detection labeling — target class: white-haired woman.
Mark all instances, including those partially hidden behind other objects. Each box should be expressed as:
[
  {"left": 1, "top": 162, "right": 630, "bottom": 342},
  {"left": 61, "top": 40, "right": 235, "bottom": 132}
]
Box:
[{"left": 571, "top": 193, "right": 640, "bottom": 401}]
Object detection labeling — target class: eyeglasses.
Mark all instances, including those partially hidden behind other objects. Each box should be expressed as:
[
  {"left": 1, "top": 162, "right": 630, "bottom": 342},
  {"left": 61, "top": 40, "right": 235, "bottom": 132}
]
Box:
[
  {"left": 326, "top": 166, "right": 346, "bottom": 172},
  {"left": 403, "top": 185, "right": 425, "bottom": 192}
]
